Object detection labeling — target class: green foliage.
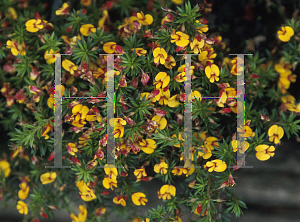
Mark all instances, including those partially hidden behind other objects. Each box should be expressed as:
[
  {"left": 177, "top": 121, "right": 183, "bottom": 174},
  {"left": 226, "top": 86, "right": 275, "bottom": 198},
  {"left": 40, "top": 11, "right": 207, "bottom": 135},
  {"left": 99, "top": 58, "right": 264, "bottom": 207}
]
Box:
[{"left": 72, "top": 36, "right": 99, "bottom": 64}]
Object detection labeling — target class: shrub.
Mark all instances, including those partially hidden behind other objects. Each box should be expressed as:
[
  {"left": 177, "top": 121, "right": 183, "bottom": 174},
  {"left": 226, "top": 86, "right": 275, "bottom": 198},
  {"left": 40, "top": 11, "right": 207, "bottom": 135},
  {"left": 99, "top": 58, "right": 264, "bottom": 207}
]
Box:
[{"left": 0, "top": 0, "right": 300, "bottom": 221}]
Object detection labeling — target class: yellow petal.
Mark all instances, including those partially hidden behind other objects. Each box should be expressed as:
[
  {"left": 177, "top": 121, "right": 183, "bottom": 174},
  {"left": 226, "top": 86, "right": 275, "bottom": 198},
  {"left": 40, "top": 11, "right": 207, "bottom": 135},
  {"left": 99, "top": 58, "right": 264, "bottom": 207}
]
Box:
[
  {"left": 256, "top": 151, "right": 270, "bottom": 161},
  {"left": 285, "top": 26, "right": 294, "bottom": 37}
]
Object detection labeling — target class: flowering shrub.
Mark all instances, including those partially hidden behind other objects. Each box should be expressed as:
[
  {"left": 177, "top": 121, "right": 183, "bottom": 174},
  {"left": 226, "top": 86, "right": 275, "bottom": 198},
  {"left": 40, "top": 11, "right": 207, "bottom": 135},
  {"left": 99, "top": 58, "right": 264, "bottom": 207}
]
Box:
[{"left": 1, "top": 0, "right": 300, "bottom": 222}]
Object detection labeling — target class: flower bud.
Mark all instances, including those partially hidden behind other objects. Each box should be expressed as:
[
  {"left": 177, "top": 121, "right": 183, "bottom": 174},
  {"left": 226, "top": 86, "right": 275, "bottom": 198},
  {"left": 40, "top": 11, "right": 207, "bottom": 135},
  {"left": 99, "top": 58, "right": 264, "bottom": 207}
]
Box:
[{"left": 141, "top": 73, "right": 150, "bottom": 86}]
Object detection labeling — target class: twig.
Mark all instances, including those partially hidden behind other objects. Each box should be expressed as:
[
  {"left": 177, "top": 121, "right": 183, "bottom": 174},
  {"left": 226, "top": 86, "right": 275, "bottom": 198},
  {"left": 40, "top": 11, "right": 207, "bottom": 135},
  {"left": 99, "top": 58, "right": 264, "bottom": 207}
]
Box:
[
  {"left": 217, "top": 191, "right": 222, "bottom": 221},
  {"left": 0, "top": 27, "right": 14, "bottom": 32}
]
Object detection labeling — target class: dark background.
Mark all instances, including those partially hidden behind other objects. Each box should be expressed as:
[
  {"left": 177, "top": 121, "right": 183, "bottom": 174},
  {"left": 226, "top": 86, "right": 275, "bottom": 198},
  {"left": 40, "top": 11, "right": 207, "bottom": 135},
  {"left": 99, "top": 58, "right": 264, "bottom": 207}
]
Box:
[{"left": 1, "top": 0, "right": 300, "bottom": 221}]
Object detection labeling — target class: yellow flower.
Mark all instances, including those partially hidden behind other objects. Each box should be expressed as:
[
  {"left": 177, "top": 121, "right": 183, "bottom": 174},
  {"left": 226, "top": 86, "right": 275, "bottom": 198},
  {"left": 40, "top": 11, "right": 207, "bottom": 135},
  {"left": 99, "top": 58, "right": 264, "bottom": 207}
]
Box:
[
  {"left": 198, "top": 145, "right": 212, "bottom": 159},
  {"left": 171, "top": 31, "right": 189, "bottom": 47},
  {"left": 109, "top": 118, "right": 126, "bottom": 138},
  {"left": 278, "top": 26, "right": 294, "bottom": 42},
  {"left": 172, "top": 132, "right": 184, "bottom": 148},
  {"left": 172, "top": 167, "right": 183, "bottom": 176},
  {"left": 154, "top": 88, "right": 170, "bottom": 105},
  {"left": 44, "top": 49, "right": 59, "bottom": 64},
  {"left": 131, "top": 48, "right": 147, "bottom": 56},
  {"left": 113, "top": 125, "right": 125, "bottom": 138},
  {"left": 230, "top": 57, "right": 244, "bottom": 76},
  {"left": 95, "top": 207, "right": 106, "bottom": 216},
  {"left": 62, "top": 59, "right": 78, "bottom": 75},
  {"left": 281, "top": 94, "right": 296, "bottom": 109},
  {"left": 71, "top": 104, "right": 89, "bottom": 127},
  {"left": 80, "top": 24, "right": 96, "bottom": 36},
  {"left": 198, "top": 47, "right": 217, "bottom": 66},
  {"left": 113, "top": 195, "right": 127, "bottom": 206},
  {"left": 255, "top": 145, "right": 275, "bottom": 161},
  {"left": 158, "top": 185, "right": 176, "bottom": 200},
  {"left": 182, "top": 164, "right": 195, "bottom": 177},
  {"left": 205, "top": 64, "right": 220, "bottom": 83},
  {"left": 275, "top": 58, "right": 292, "bottom": 76},
  {"left": 153, "top": 47, "right": 168, "bottom": 65},
  {"left": 232, "top": 140, "right": 249, "bottom": 153},
  {"left": 193, "top": 131, "right": 208, "bottom": 141},
  {"left": 151, "top": 115, "right": 167, "bottom": 133},
  {"left": 118, "top": 16, "right": 141, "bottom": 38},
  {"left": 67, "top": 143, "right": 78, "bottom": 156},
  {"left": 102, "top": 177, "right": 118, "bottom": 190},
  {"left": 132, "top": 192, "right": 148, "bottom": 206},
  {"left": 103, "top": 42, "right": 117, "bottom": 54},
  {"left": 137, "top": 11, "right": 153, "bottom": 25},
  {"left": 76, "top": 180, "right": 89, "bottom": 192},
  {"left": 104, "top": 164, "right": 118, "bottom": 180},
  {"left": 71, "top": 205, "right": 87, "bottom": 222},
  {"left": 40, "top": 172, "right": 57, "bottom": 184},
  {"left": 18, "top": 183, "right": 30, "bottom": 200},
  {"left": 81, "top": 0, "right": 92, "bottom": 7},
  {"left": 76, "top": 181, "right": 97, "bottom": 201},
  {"left": 56, "top": 3, "right": 70, "bottom": 15},
  {"left": 17, "top": 201, "right": 28, "bottom": 215},
  {"left": 204, "top": 137, "right": 219, "bottom": 149},
  {"left": 109, "top": 117, "right": 127, "bottom": 127},
  {"left": 196, "top": 20, "right": 209, "bottom": 33},
  {"left": 139, "top": 139, "right": 157, "bottom": 154},
  {"left": 172, "top": 0, "right": 183, "bottom": 5},
  {"left": 164, "top": 55, "right": 176, "bottom": 69},
  {"left": 288, "top": 103, "right": 300, "bottom": 113},
  {"left": 154, "top": 161, "right": 168, "bottom": 174},
  {"left": 154, "top": 72, "right": 170, "bottom": 89},
  {"left": 168, "top": 94, "right": 180, "bottom": 107},
  {"left": 99, "top": 10, "right": 109, "bottom": 29},
  {"left": 268, "top": 125, "right": 284, "bottom": 144},
  {"left": 0, "top": 160, "right": 11, "bottom": 178},
  {"left": 25, "top": 19, "right": 44, "bottom": 32},
  {"left": 134, "top": 168, "right": 147, "bottom": 181},
  {"left": 237, "top": 125, "right": 253, "bottom": 138},
  {"left": 174, "top": 65, "right": 195, "bottom": 82},
  {"left": 6, "top": 40, "right": 26, "bottom": 56},
  {"left": 47, "top": 85, "right": 65, "bottom": 109},
  {"left": 5, "top": 7, "right": 18, "bottom": 20},
  {"left": 190, "top": 38, "right": 204, "bottom": 54},
  {"left": 204, "top": 159, "right": 227, "bottom": 172}
]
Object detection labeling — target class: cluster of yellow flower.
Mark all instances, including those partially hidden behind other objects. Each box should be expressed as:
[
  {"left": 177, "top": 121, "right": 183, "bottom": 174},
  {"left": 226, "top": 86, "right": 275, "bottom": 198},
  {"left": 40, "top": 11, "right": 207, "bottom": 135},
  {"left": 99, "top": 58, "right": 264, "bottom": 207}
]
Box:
[
  {"left": 16, "top": 180, "right": 30, "bottom": 216},
  {"left": 276, "top": 58, "right": 297, "bottom": 94},
  {"left": 6, "top": 40, "right": 26, "bottom": 56},
  {"left": 70, "top": 205, "right": 88, "bottom": 222},
  {"left": 77, "top": 180, "right": 97, "bottom": 201},
  {"left": 14, "top": 172, "right": 56, "bottom": 216}
]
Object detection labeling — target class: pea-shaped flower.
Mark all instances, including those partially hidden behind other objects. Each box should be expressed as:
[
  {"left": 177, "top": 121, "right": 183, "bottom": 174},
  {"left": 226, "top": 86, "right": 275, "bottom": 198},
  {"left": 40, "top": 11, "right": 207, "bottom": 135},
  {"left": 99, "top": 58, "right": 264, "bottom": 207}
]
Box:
[
  {"left": 204, "top": 159, "right": 227, "bottom": 172},
  {"left": 205, "top": 64, "right": 220, "bottom": 83},
  {"left": 158, "top": 185, "right": 176, "bottom": 200},
  {"left": 255, "top": 145, "right": 275, "bottom": 161},
  {"left": 17, "top": 201, "right": 28, "bottom": 215},
  {"left": 278, "top": 26, "right": 294, "bottom": 42},
  {"left": 268, "top": 125, "right": 284, "bottom": 144},
  {"left": 40, "top": 172, "right": 56, "bottom": 184},
  {"left": 131, "top": 192, "right": 148, "bottom": 206}
]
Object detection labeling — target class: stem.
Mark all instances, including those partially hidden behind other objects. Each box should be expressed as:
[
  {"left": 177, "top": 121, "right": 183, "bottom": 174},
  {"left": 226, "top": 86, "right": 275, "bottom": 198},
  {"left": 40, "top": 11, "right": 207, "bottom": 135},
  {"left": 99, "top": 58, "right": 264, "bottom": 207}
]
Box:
[
  {"left": 217, "top": 191, "right": 222, "bottom": 221},
  {"left": 0, "top": 27, "right": 14, "bottom": 31},
  {"left": 207, "top": 174, "right": 211, "bottom": 220}
]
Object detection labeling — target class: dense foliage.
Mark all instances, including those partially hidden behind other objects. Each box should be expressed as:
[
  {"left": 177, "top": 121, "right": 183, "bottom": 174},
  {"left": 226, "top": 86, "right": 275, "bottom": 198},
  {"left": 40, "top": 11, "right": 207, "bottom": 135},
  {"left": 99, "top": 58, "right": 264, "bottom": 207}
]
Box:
[{"left": 0, "top": 0, "right": 300, "bottom": 221}]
